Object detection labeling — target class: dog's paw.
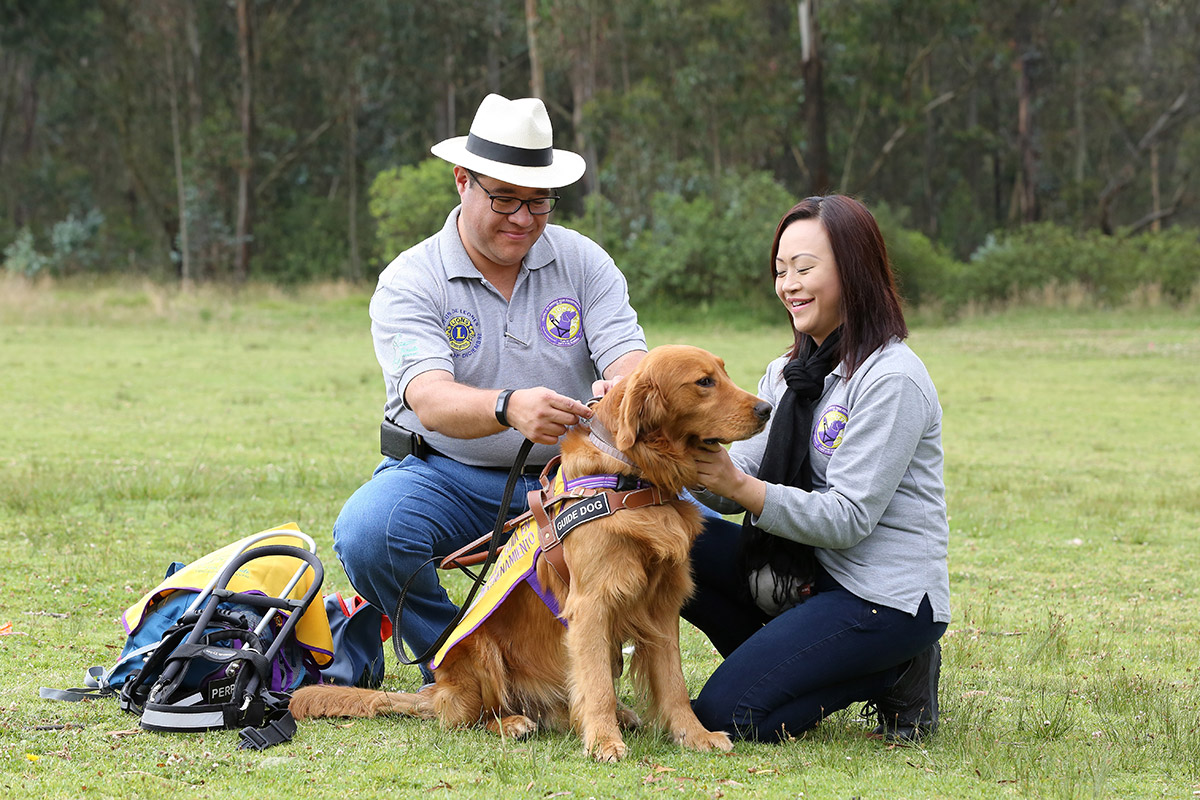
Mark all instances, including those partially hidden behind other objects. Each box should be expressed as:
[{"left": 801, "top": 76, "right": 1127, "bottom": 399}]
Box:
[
  {"left": 500, "top": 714, "right": 538, "bottom": 740},
  {"left": 587, "top": 737, "right": 628, "bottom": 763},
  {"left": 484, "top": 713, "right": 538, "bottom": 740},
  {"left": 616, "top": 706, "right": 642, "bottom": 730},
  {"left": 675, "top": 728, "right": 733, "bottom": 753}
]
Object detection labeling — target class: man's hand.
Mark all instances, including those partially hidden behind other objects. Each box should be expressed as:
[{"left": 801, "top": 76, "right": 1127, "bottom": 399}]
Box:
[
  {"left": 506, "top": 387, "right": 593, "bottom": 445},
  {"left": 407, "top": 370, "right": 597, "bottom": 444}
]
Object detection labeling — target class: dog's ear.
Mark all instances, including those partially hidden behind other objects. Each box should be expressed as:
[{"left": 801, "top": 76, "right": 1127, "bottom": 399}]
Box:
[{"left": 614, "top": 371, "right": 666, "bottom": 450}]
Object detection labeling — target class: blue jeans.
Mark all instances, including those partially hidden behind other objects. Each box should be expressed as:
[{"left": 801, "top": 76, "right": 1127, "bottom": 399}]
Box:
[
  {"left": 682, "top": 518, "right": 946, "bottom": 741},
  {"left": 333, "top": 454, "right": 543, "bottom": 682}
]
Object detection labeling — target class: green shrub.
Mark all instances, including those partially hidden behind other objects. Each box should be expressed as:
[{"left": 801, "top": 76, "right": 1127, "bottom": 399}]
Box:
[
  {"left": 624, "top": 190, "right": 719, "bottom": 302},
  {"left": 706, "top": 170, "right": 798, "bottom": 301},
  {"left": 3, "top": 228, "right": 49, "bottom": 277},
  {"left": 963, "top": 223, "right": 1200, "bottom": 308},
  {"left": 872, "top": 202, "right": 963, "bottom": 310},
  {"left": 174, "top": 181, "right": 238, "bottom": 280},
  {"left": 369, "top": 158, "right": 459, "bottom": 261},
  {"left": 251, "top": 194, "right": 360, "bottom": 283},
  {"left": 560, "top": 192, "right": 625, "bottom": 257},
  {"left": 3, "top": 210, "right": 107, "bottom": 277},
  {"left": 962, "top": 224, "right": 1075, "bottom": 305},
  {"left": 1132, "top": 227, "right": 1200, "bottom": 303},
  {"left": 48, "top": 209, "right": 105, "bottom": 274},
  {"left": 563, "top": 168, "right": 792, "bottom": 310}
]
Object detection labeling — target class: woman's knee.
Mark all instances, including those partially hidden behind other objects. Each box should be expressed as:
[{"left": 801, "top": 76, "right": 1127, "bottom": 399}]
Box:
[
  {"left": 690, "top": 688, "right": 734, "bottom": 735},
  {"left": 692, "top": 687, "right": 777, "bottom": 742}
]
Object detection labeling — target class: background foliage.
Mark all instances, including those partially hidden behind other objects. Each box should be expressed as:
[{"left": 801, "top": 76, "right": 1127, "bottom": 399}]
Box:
[{"left": 2, "top": 0, "right": 1198, "bottom": 302}]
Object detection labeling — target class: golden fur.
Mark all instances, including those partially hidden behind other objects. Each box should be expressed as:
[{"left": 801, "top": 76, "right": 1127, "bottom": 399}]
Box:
[{"left": 289, "top": 345, "right": 770, "bottom": 761}]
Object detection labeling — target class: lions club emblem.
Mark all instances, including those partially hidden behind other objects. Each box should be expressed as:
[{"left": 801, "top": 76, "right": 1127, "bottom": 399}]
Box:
[
  {"left": 540, "top": 298, "right": 582, "bottom": 347},
  {"left": 443, "top": 309, "right": 481, "bottom": 358}
]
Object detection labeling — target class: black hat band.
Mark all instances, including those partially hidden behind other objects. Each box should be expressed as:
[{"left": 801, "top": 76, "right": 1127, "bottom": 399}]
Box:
[{"left": 466, "top": 133, "right": 553, "bottom": 167}]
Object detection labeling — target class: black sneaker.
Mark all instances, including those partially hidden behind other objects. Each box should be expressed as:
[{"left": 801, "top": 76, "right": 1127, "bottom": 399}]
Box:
[{"left": 870, "top": 640, "right": 941, "bottom": 742}]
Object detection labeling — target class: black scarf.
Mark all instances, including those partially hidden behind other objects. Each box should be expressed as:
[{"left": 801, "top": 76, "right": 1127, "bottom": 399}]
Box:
[{"left": 741, "top": 326, "right": 843, "bottom": 609}]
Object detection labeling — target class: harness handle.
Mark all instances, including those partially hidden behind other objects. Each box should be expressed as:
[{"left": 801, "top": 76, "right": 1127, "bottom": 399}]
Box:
[
  {"left": 439, "top": 457, "right": 560, "bottom": 571},
  {"left": 391, "top": 438, "right": 535, "bottom": 669},
  {"left": 439, "top": 533, "right": 495, "bottom": 570}
]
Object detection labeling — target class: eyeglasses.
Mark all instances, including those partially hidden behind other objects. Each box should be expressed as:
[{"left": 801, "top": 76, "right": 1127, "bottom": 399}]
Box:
[{"left": 465, "top": 169, "right": 559, "bottom": 216}]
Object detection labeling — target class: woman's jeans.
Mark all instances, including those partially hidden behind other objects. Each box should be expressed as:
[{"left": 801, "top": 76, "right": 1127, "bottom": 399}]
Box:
[
  {"left": 682, "top": 517, "right": 947, "bottom": 741},
  {"left": 333, "top": 454, "right": 543, "bottom": 683}
]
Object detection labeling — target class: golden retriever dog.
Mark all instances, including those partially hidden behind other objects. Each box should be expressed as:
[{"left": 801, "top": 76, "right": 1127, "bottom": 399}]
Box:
[{"left": 290, "top": 345, "right": 770, "bottom": 761}]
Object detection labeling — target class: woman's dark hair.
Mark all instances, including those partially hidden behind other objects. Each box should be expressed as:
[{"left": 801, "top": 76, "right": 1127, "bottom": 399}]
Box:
[{"left": 770, "top": 195, "right": 907, "bottom": 376}]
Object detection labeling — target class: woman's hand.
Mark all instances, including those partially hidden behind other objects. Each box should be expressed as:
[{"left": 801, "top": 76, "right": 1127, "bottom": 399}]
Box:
[{"left": 693, "top": 445, "right": 767, "bottom": 517}]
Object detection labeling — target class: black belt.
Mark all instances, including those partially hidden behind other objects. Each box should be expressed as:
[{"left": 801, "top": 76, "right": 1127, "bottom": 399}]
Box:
[{"left": 381, "top": 419, "right": 546, "bottom": 475}]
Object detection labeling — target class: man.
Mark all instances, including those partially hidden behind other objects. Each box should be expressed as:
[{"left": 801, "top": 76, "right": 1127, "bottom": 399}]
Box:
[{"left": 333, "top": 94, "right": 647, "bottom": 682}]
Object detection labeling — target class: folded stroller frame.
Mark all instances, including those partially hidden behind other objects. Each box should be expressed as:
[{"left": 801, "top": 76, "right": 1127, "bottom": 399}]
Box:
[{"left": 120, "top": 532, "right": 323, "bottom": 747}]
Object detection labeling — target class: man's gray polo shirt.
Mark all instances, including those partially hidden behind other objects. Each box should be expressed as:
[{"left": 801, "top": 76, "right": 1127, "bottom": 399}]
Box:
[{"left": 369, "top": 207, "right": 646, "bottom": 467}]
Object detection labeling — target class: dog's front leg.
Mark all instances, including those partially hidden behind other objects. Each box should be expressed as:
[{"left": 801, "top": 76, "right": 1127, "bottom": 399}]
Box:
[
  {"left": 635, "top": 614, "right": 733, "bottom": 754},
  {"left": 565, "top": 599, "right": 627, "bottom": 762}
]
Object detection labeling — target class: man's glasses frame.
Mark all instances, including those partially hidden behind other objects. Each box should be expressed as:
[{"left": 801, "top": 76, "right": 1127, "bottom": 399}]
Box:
[{"left": 464, "top": 168, "right": 560, "bottom": 216}]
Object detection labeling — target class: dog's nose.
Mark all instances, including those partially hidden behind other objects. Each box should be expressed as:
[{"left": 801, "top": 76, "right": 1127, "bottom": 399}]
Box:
[{"left": 754, "top": 401, "right": 772, "bottom": 421}]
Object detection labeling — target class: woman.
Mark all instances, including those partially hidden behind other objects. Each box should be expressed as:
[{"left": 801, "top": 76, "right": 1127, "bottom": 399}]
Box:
[{"left": 684, "top": 195, "right": 949, "bottom": 742}]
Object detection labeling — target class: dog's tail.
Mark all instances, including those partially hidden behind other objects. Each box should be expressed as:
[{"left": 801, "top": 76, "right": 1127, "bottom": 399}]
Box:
[{"left": 289, "top": 684, "right": 433, "bottom": 721}]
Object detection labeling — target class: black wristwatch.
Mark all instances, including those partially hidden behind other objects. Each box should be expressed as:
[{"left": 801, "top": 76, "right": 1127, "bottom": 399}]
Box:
[{"left": 494, "top": 388, "right": 515, "bottom": 428}]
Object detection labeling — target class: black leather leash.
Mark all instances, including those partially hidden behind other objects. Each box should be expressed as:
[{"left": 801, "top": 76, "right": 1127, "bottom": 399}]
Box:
[{"left": 391, "top": 437, "right": 535, "bottom": 669}]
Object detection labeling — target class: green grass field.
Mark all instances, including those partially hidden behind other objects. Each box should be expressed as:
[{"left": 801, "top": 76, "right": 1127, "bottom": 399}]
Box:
[{"left": 2, "top": 277, "right": 1199, "bottom": 799}]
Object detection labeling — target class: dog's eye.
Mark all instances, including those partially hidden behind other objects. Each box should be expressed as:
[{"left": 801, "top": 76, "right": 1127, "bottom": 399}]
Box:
[{"left": 695, "top": 376, "right": 716, "bottom": 388}]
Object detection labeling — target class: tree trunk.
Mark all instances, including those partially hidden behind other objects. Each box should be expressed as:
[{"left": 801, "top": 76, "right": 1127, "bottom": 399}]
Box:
[
  {"left": 922, "top": 54, "right": 937, "bottom": 236},
  {"left": 440, "top": 41, "right": 456, "bottom": 142},
  {"left": 525, "top": 0, "right": 545, "bottom": 99},
  {"left": 0, "top": 53, "right": 17, "bottom": 177},
  {"left": 486, "top": 0, "right": 502, "bottom": 94},
  {"left": 1149, "top": 143, "right": 1161, "bottom": 233},
  {"left": 798, "top": 0, "right": 830, "bottom": 195},
  {"left": 256, "top": 116, "right": 338, "bottom": 197},
  {"left": 234, "top": 0, "right": 255, "bottom": 282},
  {"left": 858, "top": 90, "right": 955, "bottom": 192},
  {"left": 13, "top": 64, "right": 38, "bottom": 227},
  {"left": 1073, "top": 49, "right": 1087, "bottom": 220},
  {"left": 165, "top": 35, "right": 191, "bottom": 286},
  {"left": 1097, "top": 89, "right": 1190, "bottom": 234},
  {"left": 1015, "top": 49, "right": 1037, "bottom": 223},
  {"left": 346, "top": 81, "right": 361, "bottom": 280},
  {"left": 184, "top": 0, "right": 202, "bottom": 130},
  {"left": 568, "top": 3, "right": 598, "bottom": 196},
  {"left": 837, "top": 84, "right": 870, "bottom": 193},
  {"left": 0, "top": 53, "right": 24, "bottom": 223}
]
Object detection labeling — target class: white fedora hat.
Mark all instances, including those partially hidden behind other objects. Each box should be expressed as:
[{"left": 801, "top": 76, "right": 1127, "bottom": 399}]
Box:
[{"left": 430, "top": 94, "right": 586, "bottom": 189}]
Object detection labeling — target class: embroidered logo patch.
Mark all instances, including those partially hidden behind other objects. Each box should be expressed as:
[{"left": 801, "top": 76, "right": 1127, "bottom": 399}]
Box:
[
  {"left": 813, "top": 404, "right": 849, "bottom": 455},
  {"left": 390, "top": 334, "right": 419, "bottom": 367},
  {"left": 443, "top": 309, "right": 481, "bottom": 358},
  {"left": 540, "top": 298, "right": 582, "bottom": 347}
]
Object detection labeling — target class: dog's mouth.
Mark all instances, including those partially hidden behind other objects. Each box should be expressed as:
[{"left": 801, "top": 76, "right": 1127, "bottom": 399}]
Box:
[
  {"left": 696, "top": 417, "right": 770, "bottom": 449},
  {"left": 695, "top": 436, "right": 728, "bottom": 453}
]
